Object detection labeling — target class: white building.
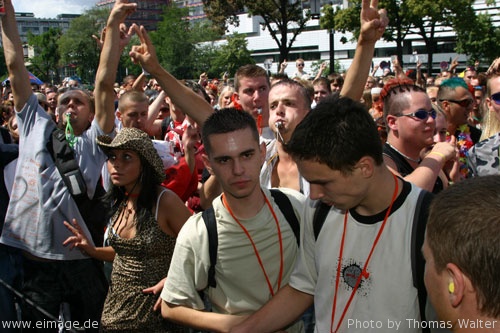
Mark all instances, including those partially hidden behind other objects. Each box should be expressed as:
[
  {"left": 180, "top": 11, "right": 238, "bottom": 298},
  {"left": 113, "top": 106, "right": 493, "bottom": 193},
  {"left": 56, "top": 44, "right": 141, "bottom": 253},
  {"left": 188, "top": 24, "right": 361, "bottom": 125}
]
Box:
[{"left": 176, "top": 0, "right": 500, "bottom": 77}]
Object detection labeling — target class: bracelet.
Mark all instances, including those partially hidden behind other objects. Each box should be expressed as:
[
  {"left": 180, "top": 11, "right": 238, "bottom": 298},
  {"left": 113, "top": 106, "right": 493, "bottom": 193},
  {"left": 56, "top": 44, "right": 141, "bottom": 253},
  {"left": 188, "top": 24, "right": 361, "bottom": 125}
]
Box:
[{"left": 429, "top": 151, "right": 446, "bottom": 161}]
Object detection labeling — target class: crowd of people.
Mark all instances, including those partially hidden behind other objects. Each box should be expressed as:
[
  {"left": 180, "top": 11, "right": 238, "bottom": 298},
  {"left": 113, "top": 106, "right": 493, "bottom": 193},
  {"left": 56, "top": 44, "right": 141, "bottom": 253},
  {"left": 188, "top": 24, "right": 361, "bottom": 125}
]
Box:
[{"left": 0, "top": 0, "right": 499, "bottom": 332}]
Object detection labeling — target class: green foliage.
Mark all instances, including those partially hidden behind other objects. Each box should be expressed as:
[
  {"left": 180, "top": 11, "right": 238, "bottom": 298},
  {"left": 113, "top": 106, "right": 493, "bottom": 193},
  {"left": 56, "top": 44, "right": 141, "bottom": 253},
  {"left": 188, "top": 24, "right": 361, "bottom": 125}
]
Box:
[
  {"left": 58, "top": 8, "right": 108, "bottom": 83},
  {"left": 211, "top": 33, "right": 255, "bottom": 77},
  {"left": 151, "top": 5, "right": 198, "bottom": 78},
  {"left": 454, "top": 13, "right": 500, "bottom": 64},
  {"left": 27, "top": 28, "right": 62, "bottom": 84},
  {"left": 202, "top": 0, "right": 311, "bottom": 63},
  {"left": 326, "top": 0, "right": 487, "bottom": 71}
]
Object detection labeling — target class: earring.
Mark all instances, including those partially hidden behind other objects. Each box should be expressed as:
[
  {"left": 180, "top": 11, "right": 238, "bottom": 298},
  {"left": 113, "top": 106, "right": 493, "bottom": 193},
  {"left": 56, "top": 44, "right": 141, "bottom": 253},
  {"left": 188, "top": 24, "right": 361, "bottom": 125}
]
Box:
[{"left": 448, "top": 282, "right": 455, "bottom": 294}]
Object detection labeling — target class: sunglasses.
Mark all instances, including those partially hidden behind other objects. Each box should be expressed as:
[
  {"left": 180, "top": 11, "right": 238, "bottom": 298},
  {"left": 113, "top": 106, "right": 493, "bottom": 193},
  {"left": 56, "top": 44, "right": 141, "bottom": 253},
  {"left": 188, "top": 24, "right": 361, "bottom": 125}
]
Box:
[
  {"left": 396, "top": 109, "right": 437, "bottom": 121},
  {"left": 297, "top": 63, "right": 305, "bottom": 67},
  {"left": 440, "top": 98, "right": 473, "bottom": 108},
  {"left": 490, "top": 92, "right": 500, "bottom": 105}
]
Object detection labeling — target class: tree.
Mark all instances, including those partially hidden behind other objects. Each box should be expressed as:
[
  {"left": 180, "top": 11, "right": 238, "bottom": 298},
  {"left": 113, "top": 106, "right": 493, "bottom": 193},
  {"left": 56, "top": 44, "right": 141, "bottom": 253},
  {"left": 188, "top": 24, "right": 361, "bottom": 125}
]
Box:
[
  {"left": 27, "top": 28, "right": 62, "bottom": 84},
  {"left": 151, "top": 5, "right": 198, "bottom": 79},
  {"left": 404, "top": 0, "right": 476, "bottom": 72},
  {"left": 328, "top": 0, "right": 485, "bottom": 72},
  {"left": 453, "top": 12, "right": 500, "bottom": 65},
  {"left": 212, "top": 33, "right": 255, "bottom": 77},
  {"left": 58, "top": 8, "right": 109, "bottom": 83},
  {"left": 327, "top": 0, "right": 414, "bottom": 66},
  {"left": 202, "top": 0, "right": 311, "bottom": 66}
]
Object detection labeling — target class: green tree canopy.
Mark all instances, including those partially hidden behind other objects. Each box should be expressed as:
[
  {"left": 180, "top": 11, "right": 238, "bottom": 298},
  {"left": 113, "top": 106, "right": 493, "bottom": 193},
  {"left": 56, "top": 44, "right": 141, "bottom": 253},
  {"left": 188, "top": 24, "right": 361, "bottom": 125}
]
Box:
[
  {"left": 27, "top": 28, "right": 62, "bottom": 84},
  {"left": 202, "top": 0, "right": 311, "bottom": 66},
  {"left": 151, "top": 5, "right": 198, "bottom": 79},
  {"left": 325, "top": 0, "right": 495, "bottom": 72},
  {"left": 58, "top": 8, "right": 108, "bottom": 83},
  {"left": 211, "top": 33, "right": 255, "bottom": 77}
]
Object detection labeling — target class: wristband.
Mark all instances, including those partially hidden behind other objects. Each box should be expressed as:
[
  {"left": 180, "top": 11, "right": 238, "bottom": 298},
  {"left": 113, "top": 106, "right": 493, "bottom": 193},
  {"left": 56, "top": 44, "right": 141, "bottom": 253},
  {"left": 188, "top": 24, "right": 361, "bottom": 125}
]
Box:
[{"left": 429, "top": 151, "right": 446, "bottom": 161}]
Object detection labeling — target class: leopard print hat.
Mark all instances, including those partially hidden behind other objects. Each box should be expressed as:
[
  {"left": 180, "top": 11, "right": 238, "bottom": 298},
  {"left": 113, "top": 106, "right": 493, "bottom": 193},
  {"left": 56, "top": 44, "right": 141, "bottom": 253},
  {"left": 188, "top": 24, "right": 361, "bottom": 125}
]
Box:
[{"left": 96, "top": 127, "right": 165, "bottom": 184}]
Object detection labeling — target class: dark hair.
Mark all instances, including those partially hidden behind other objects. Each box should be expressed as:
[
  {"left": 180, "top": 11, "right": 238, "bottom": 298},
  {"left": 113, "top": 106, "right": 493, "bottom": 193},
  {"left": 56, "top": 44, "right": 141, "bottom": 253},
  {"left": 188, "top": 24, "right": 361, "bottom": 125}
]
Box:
[
  {"left": 313, "top": 77, "right": 332, "bottom": 93},
  {"left": 182, "top": 80, "right": 211, "bottom": 104},
  {"left": 427, "top": 175, "right": 500, "bottom": 318},
  {"left": 284, "top": 95, "right": 383, "bottom": 174},
  {"left": 104, "top": 154, "right": 159, "bottom": 233},
  {"left": 202, "top": 107, "right": 259, "bottom": 156},
  {"left": 270, "top": 78, "right": 312, "bottom": 109},
  {"left": 234, "top": 64, "right": 269, "bottom": 93}
]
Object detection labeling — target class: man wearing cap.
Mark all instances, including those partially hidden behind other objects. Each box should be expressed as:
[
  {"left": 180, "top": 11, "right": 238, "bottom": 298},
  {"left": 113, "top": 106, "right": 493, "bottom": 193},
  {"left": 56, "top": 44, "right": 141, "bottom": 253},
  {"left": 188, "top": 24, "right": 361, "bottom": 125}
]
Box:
[{"left": 0, "top": 0, "right": 132, "bottom": 329}]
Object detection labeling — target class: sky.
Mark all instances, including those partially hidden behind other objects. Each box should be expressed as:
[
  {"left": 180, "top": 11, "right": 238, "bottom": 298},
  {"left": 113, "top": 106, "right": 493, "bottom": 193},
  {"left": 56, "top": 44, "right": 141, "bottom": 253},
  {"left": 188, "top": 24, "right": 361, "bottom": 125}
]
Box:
[{"left": 13, "top": 0, "right": 101, "bottom": 18}]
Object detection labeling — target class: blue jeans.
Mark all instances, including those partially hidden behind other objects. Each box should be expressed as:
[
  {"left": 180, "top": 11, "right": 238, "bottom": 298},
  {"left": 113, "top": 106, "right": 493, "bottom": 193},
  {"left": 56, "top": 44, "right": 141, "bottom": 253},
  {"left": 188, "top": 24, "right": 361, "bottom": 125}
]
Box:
[
  {"left": 21, "top": 258, "right": 108, "bottom": 332},
  {"left": 0, "top": 245, "right": 23, "bottom": 332}
]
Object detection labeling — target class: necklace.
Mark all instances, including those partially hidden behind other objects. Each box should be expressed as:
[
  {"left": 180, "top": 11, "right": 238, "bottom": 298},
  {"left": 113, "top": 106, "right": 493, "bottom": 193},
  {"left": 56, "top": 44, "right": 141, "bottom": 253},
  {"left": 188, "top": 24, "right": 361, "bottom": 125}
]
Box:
[
  {"left": 222, "top": 192, "right": 284, "bottom": 296},
  {"left": 387, "top": 142, "right": 421, "bottom": 163},
  {"left": 330, "top": 173, "right": 399, "bottom": 333}
]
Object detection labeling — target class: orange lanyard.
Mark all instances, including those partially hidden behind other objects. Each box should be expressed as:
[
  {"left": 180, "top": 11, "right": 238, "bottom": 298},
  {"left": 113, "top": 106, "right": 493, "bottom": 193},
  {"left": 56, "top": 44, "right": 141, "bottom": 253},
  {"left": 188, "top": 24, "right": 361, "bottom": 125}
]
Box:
[
  {"left": 330, "top": 173, "right": 399, "bottom": 333},
  {"left": 222, "top": 192, "right": 284, "bottom": 296}
]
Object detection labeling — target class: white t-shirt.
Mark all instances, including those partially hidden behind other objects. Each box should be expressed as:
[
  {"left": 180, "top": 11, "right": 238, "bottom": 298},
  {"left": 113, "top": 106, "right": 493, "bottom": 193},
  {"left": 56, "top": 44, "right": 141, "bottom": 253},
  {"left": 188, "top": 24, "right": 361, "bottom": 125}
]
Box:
[
  {"left": 162, "top": 187, "right": 305, "bottom": 332},
  {"left": 290, "top": 181, "right": 424, "bottom": 333},
  {"left": 1, "top": 94, "right": 110, "bottom": 260}
]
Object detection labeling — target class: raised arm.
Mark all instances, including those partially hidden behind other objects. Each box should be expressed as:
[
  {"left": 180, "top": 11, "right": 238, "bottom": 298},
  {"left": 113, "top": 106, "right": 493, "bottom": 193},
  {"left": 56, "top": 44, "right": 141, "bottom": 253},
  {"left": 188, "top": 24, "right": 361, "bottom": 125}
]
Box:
[
  {"left": 1, "top": 0, "right": 32, "bottom": 111},
  {"left": 144, "top": 90, "right": 166, "bottom": 137},
  {"left": 340, "top": 0, "right": 388, "bottom": 100},
  {"left": 129, "top": 25, "right": 213, "bottom": 127},
  {"left": 94, "top": 0, "right": 136, "bottom": 134}
]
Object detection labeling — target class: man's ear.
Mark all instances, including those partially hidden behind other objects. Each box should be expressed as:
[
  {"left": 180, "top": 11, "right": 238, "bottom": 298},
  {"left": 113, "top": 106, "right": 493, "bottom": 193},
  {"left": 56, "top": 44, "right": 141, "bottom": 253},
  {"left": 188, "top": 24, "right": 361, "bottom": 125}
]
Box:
[
  {"left": 234, "top": 92, "right": 241, "bottom": 102},
  {"left": 446, "top": 263, "right": 466, "bottom": 308},
  {"left": 202, "top": 154, "right": 214, "bottom": 175},
  {"left": 386, "top": 114, "right": 398, "bottom": 132},
  {"left": 355, "top": 156, "right": 374, "bottom": 178},
  {"left": 440, "top": 101, "right": 451, "bottom": 115},
  {"left": 116, "top": 110, "right": 122, "bottom": 121}
]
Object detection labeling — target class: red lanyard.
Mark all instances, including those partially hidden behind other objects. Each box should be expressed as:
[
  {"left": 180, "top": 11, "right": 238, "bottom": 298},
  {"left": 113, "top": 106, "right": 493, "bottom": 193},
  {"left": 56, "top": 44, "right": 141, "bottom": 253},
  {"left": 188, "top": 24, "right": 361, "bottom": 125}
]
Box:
[
  {"left": 330, "top": 173, "right": 399, "bottom": 333},
  {"left": 222, "top": 192, "right": 284, "bottom": 296},
  {"left": 257, "top": 113, "right": 263, "bottom": 136}
]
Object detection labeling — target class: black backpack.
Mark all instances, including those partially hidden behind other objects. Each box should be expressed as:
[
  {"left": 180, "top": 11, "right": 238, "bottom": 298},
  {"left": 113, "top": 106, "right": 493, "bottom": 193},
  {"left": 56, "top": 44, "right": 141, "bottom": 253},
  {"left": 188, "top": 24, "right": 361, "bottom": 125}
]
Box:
[
  {"left": 201, "top": 189, "right": 300, "bottom": 289},
  {"left": 46, "top": 128, "right": 109, "bottom": 247},
  {"left": 313, "top": 190, "right": 433, "bottom": 333}
]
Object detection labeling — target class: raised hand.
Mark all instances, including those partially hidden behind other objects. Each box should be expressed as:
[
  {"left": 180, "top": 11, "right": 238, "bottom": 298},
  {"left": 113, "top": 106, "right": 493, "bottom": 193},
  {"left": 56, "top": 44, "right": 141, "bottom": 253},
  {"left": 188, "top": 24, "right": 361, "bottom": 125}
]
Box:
[
  {"left": 359, "top": 0, "right": 389, "bottom": 44},
  {"left": 129, "top": 25, "right": 160, "bottom": 75},
  {"left": 108, "top": 0, "right": 137, "bottom": 25}
]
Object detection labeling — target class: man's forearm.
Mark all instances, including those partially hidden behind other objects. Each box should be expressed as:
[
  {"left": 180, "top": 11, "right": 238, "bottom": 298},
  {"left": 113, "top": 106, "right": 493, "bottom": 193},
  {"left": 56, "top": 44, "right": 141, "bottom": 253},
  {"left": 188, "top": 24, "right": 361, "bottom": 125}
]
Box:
[{"left": 162, "top": 301, "right": 247, "bottom": 333}]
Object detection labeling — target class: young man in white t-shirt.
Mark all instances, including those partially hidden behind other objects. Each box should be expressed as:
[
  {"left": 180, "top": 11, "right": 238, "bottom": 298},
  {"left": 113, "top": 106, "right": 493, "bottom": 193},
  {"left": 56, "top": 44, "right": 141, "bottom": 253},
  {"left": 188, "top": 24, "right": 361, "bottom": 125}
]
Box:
[{"left": 160, "top": 108, "right": 305, "bottom": 332}]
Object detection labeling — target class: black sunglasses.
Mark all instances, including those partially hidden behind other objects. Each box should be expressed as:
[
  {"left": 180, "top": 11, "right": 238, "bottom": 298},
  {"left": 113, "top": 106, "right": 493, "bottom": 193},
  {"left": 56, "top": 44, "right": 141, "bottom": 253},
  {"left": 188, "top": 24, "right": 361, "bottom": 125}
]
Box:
[
  {"left": 490, "top": 92, "right": 500, "bottom": 105},
  {"left": 440, "top": 98, "right": 473, "bottom": 108},
  {"left": 396, "top": 109, "right": 437, "bottom": 121}
]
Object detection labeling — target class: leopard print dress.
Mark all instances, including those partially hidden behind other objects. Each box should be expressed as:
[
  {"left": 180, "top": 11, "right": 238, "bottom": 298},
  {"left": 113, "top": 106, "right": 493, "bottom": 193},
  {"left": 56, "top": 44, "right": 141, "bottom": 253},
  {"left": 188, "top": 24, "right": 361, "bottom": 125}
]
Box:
[{"left": 101, "top": 190, "right": 184, "bottom": 332}]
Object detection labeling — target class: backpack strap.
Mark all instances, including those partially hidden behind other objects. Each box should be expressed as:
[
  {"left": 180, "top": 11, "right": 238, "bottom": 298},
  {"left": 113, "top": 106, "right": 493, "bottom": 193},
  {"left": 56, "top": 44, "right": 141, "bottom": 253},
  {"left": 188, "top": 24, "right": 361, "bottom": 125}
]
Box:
[
  {"left": 313, "top": 201, "right": 331, "bottom": 240},
  {"left": 46, "top": 127, "right": 108, "bottom": 246},
  {"left": 201, "top": 190, "right": 301, "bottom": 290},
  {"left": 202, "top": 207, "right": 218, "bottom": 288},
  {"left": 269, "top": 189, "right": 300, "bottom": 246},
  {"left": 411, "top": 190, "right": 434, "bottom": 332},
  {"left": 47, "top": 128, "right": 87, "bottom": 198}
]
